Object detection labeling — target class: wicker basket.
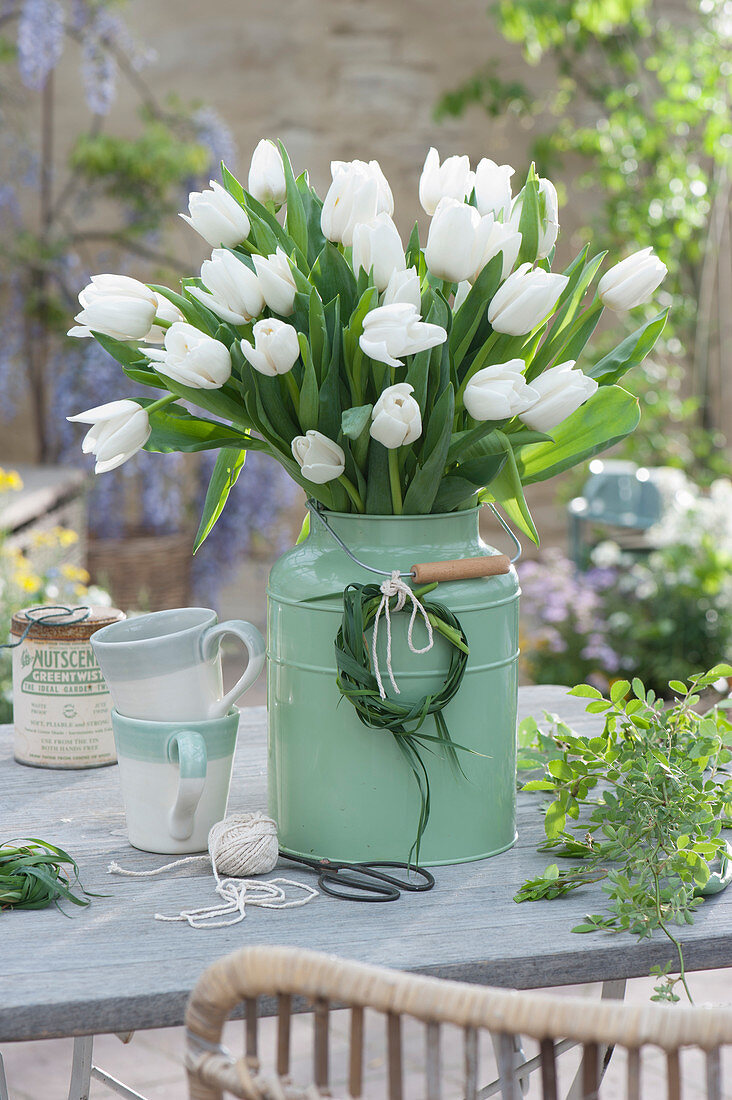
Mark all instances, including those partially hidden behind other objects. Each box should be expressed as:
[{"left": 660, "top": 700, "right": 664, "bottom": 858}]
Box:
[{"left": 87, "top": 530, "right": 194, "bottom": 613}]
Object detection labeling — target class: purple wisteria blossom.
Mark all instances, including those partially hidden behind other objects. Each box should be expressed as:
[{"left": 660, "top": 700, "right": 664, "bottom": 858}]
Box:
[
  {"left": 17, "top": 0, "right": 64, "bottom": 89},
  {"left": 192, "top": 107, "right": 238, "bottom": 174}
]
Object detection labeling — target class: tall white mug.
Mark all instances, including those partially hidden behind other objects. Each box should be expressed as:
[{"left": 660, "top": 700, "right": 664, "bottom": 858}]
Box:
[{"left": 91, "top": 607, "right": 265, "bottom": 721}]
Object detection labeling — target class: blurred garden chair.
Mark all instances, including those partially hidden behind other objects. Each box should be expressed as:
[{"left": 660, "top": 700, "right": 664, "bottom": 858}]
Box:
[
  {"left": 184, "top": 944, "right": 732, "bottom": 1100},
  {"left": 567, "top": 459, "right": 666, "bottom": 567}
]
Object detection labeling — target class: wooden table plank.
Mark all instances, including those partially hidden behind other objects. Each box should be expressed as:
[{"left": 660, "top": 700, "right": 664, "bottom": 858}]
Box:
[{"left": 1, "top": 687, "right": 730, "bottom": 1042}]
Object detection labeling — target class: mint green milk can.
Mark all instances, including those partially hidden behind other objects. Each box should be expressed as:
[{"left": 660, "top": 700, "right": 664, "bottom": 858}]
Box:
[{"left": 267, "top": 508, "right": 520, "bottom": 865}]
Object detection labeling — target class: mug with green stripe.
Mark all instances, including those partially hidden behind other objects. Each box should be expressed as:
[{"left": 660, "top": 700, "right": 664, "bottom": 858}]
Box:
[{"left": 112, "top": 708, "right": 239, "bottom": 853}]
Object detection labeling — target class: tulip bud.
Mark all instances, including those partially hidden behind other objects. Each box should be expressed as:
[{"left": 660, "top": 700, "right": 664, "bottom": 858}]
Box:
[
  {"left": 321, "top": 159, "right": 393, "bottom": 246},
  {"left": 519, "top": 361, "right": 598, "bottom": 433},
  {"left": 359, "top": 303, "right": 447, "bottom": 368},
  {"left": 145, "top": 294, "right": 186, "bottom": 344},
  {"left": 487, "top": 263, "right": 568, "bottom": 336},
  {"left": 146, "top": 322, "right": 231, "bottom": 389},
  {"left": 352, "top": 213, "right": 406, "bottom": 292},
  {"left": 252, "top": 248, "right": 297, "bottom": 316},
  {"left": 598, "top": 247, "right": 667, "bottom": 311},
  {"left": 463, "top": 360, "right": 539, "bottom": 421},
  {"left": 248, "top": 138, "right": 287, "bottom": 206},
  {"left": 67, "top": 399, "right": 151, "bottom": 474},
  {"left": 370, "top": 383, "right": 422, "bottom": 449},
  {"left": 474, "top": 158, "right": 514, "bottom": 221},
  {"left": 382, "top": 266, "right": 422, "bottom": 310},
  {"left": 419, "top": 147, "right": 474, "bottom": 216},
  {"left": 67, "top": 274, "right": 158, "bottom": 341},
  {"left": 424, "top": 198, "right": 495, "bottom": 284},
  {"left": 180, "top": 180, "right": 251, "bottom": 248},
  {"left": 189, "top": 249, "right": 265, "bottom": 324},
  {"left": 453, "top": 280, "right": 471, "bottom": 313},
  {"left": 240, "top": 318, "right": 300, "bottom": 377},
  {"left": 473, "top": 219, "right": 522, "bottom": 282},
  {"left": 291, "top": 430, "right": 346, "bottom": 484},
  {"left": 509, "top": 177, "right": 559, "bottom": 260}
]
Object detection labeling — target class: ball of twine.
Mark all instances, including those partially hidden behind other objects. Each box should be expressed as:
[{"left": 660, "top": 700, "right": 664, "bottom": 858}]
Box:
[{"left": 208, "top": 812, "right": 279, "bottom": 877}]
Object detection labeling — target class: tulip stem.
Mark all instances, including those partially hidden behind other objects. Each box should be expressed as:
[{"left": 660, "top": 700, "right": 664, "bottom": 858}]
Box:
[
  {"left": 339, "top": 475, "right": 365, "bottom": 513},
  {"left": 153, "top": 315, "right": 173, "bottom": 331},
  {"left": 284, "top": 371, "right": 301, "bottom": 419},
  {"left": 145, "top": 394, "right": 177, "bottom": 416},
  {"left": 388, "top": 449, "right": 403, "bottom": 515}
]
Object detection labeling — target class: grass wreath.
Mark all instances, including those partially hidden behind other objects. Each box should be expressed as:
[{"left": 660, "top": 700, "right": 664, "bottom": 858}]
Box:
[{"left": 335, "top": 581, "right": 476, "bottom": 861}]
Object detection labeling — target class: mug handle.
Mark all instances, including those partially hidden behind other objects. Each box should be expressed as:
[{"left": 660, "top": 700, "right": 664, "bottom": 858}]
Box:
[
  {"left": 167, "top": 730, "right": 207, "bottom": 841},
  {"left": 200, "top": 620, "right": 265, "bottom": 718}
]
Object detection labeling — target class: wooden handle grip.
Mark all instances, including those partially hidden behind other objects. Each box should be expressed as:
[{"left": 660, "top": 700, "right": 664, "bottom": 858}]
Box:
[{"left": 411, "top": 555, "right": 511, "bottom": 584}]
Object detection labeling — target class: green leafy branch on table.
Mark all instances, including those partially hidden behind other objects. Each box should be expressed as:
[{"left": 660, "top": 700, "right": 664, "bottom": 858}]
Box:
[{"left": 515, "top": 666, "right": 732, "bottom": 1003}]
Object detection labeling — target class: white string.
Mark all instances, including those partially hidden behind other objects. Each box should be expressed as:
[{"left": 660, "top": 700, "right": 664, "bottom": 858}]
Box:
[
  {"left": 108, "top": 814, "right": 318, "bottom": 928},
  {"left": 371, "top": 570, "right": 434, "bottom": 700}
]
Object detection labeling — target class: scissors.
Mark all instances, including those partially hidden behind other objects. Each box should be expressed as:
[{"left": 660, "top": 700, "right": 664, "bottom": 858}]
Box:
[{"left": 280, "top": 851, "right": 435, "bottom": 902}]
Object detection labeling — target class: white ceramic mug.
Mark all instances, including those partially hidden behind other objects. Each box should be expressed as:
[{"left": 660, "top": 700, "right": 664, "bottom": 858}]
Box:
[
  {"left": 91, "top": 607, "right": 265, "bottom": 721},
  {"left": 112, "top": 708, "right": 239, "bottom": 853}
]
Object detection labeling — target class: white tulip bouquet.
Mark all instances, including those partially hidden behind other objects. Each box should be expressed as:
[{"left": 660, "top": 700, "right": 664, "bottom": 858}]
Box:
[{"left": 67, "top": 139, "right": 668, "bottom": 549}]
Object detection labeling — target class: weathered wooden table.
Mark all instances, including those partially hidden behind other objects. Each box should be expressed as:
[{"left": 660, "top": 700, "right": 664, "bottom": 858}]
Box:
[{"left": 1, "top": 687, "right": 731, "bottom": 1099}]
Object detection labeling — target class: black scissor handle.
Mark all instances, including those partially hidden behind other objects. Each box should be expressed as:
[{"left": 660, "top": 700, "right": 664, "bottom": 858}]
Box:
[
  {"left": 319, "top": 869, "right": 401, "bottom": 902},
  {"left": 357, "top": 862, "right": 436, "bottom": 892}
]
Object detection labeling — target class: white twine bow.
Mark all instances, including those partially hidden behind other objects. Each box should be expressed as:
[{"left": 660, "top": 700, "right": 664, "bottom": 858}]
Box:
[{"left": 371, "top": 571, "right": 434, "bottom": 700}]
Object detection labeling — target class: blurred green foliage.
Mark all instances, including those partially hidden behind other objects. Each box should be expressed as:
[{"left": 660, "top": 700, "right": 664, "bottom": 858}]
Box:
[{"left": 437, "top": 0, "right": 731, "bottom": 482}]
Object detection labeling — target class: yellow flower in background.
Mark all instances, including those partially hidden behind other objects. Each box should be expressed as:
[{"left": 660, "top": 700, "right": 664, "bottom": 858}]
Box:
[
  {"left": 54, "top": 527, "right": 78, "bottom": 547},
  {"left": 30, "top": 526, "right": 78, "bottom": 549},
  {"left": 60, "top": 564, "right": 90, "bottom": 585},
  {"left": 0, "top": 469, "right": 23, "bottom": 493}
]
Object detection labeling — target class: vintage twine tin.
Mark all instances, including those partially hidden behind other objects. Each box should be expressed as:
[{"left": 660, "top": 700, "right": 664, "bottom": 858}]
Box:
[{"left": 12, "top": 605, "right": 125, "bottom": 769}]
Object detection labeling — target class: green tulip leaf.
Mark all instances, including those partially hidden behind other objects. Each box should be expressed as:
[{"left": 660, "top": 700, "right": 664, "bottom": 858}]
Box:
[
  {"left": 194, "top": 447, "right": 247, "bottom": 552},
  {"left": 310, "top": 242, "right": 358, "bottom": 320},
  {"left": 341, "top": 404, "right": 373, "bottom": 440},
  {"left": 403, "top": 385, "right": 455, "bottom": 514},
  {"left": 279, "top": 141, "right": 308, "bottom": 261},
  {"left": 514, "top": 385, "right": 641, "bottom": 484},
  {"left": 586, "top": 309, "right": 669, "bottom": 385},
  {"left": 143, "top": 403, "right": 249, "bottom": 454}
]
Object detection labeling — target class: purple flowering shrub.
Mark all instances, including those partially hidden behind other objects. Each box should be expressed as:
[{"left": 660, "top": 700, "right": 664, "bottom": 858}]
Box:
[
  {"left": 0, "top": 1, "right": 296, "bottom": 605},
  {"left": 520, "top": 486, "right": 732, "bottom": 695},
  {"left": 519, "top": 549, "right": 623, "bottom": 691}
]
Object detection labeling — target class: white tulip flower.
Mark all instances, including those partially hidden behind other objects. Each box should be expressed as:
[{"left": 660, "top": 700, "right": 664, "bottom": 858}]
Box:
[
  {"left": 321, "top": 159, "right": 393, "bottom": 246},
  {"left": 418, "top": 147, "right": 474, "bottom": 216},
  {"left": 473, "top": 218, "right": 523, "bottom": 282},
  {"left": 424, "top": 198, "right": 495, "bottom": 284},
  {"left": 359, "top": 303, "right": 447, "bottom": 368},
  {"left": 382, "top": 266, "right": 422, "bottom": 310},
  {"left": 509, "top": 177, "right": 559, "bottom": 259},
  {"left": 248, "top": 139, "right": 287, "bottom": 206},
  {"left": 519, "top": 361, "right": 599, "bottom": 433},
  {"left": 463, "top": 361, "right": 539, "bottom": 421},
  {"left": 180, "top": 180, "right": 251, "bottom": 248},
  {"left": 67, "top": 274, "right": 158, "bottom": 341},
  {"left": 146, "top": 322, "right": 231, "bottom": 389},
  {"left": 291, "top": 430, "right": 346, "bottom": 484},
  {"left": 487, "top": 263, "right": 568, "bottom": 336},
  {"left": 474, "top": 158, "right": 514, "bottom": 221},
  {"left": 370, "top": 383, "right": 422, "bottom": 449},
  {"left": 189, "top": 249, "right": 265, "bottom": 324},
  {"left": 352, "top": 213, "right": 406, "bottom": 292},
  {"left": 240, "top": 318, "right": 300, "bottom": 377},
  {"left": 453, "top": 280, "right": 472, "bottom": 313},
  {"left": 67, "top": 399, "right": 151, "bottom": 474},
  {"left": 598, "top": 247, "right": 667, "bottom": 311},
  {"left": 252, "top": 248, "right": 297, "bottom": 316},
  {"left": 145, "top": 294, "right": 186, "bottom": 344}
]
